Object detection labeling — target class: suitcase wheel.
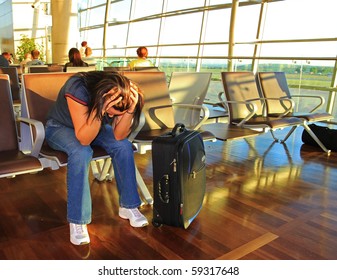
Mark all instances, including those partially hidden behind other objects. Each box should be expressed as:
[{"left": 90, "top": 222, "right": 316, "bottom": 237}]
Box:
[{"left": 152, "top": 220, "right": 162, "bottom": 228}]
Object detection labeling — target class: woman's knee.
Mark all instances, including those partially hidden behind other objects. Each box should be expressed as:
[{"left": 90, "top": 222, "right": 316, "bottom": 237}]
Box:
[
  {"left": 107, "top": 139, "right": 133, "bottom": 155},
  {"left": 68, "top": 145, "right": 93, "bottom": 162}
]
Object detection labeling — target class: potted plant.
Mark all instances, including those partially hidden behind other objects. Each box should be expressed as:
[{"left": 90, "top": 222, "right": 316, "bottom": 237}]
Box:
[{"left": 15, "top": 34, "right": 44, "bottom": 62}]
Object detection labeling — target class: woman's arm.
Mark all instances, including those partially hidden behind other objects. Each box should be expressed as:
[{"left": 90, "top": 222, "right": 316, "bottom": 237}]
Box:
[
  {"left": 67, "top": 91, "right": 123, "bottom": 145},
  {"left": 67, "top": 97, "right": 102, "bottom": 145},
  {"left": 113, "top": 112, "right": 134, "bottom": 140}
]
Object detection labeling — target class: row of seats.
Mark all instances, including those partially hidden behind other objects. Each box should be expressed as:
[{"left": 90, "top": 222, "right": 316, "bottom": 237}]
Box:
[
  {"left": 217, "top": 72, "right": 333, "bottom": 153},
  {"left": 0, "top": 70, "right": 218, "bottom": 205},
  {"left": 11, "top": 65, "right": 159, "bottom": 75}
]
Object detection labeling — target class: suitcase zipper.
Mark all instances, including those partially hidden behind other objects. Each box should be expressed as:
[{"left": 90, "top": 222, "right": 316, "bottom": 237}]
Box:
[
  {"left": 171, "top": 158, "right": 177, "bottom": 172},
  {"left": 190, "top": 163, "right": 206, "bottom": 179}
]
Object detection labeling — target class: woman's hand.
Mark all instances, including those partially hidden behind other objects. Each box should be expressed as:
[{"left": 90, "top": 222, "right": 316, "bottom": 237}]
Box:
[
  {"left": 127, "top": 81, "right": 139, "bottom": 113},
  {"left": 102, "top": 91, "right": 122, "bottom": 117}
]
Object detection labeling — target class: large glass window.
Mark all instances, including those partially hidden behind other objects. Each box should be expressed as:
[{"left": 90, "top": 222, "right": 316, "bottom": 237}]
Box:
[
  {"left": 82, "top": 6, "right": 106, "bottom": 26},
  {"left": 86, "top": 28, "right": 104, "bottom": 50},
  {"left": 258, "top": 0, "right": 337, "bottom": 117},
  {"left": 203, "top": 9, "right": 231, "bottom": 43},
  {"left": 158, "top": 46, "right": 199, "bottom": 57},
  {"left": 234, "top": 4, "right": 260, "bottom": 42},
  {"left": 259, "top": 41, "right": 337, "bottom": 58},
  {"left": 78, "top": 0, "right": 106, "bottom": 10},
  {"left": 159, "top": 13, "right": 203, "bottom": 45},
  {"left": 109, "top": 0, "right": 132, "bottom": 22},
  {"left": 165, "top": 0, "right": 205, "bottom": 12},
  {"left": 73, "top": 0, "right": 337, "bottom": 120},
  {"left": 106, "top": 24, "right": 129, "bottom": 48},
  {"left": 202, "top": 45, "right": 229, "bottom": 57},
  {"left": 131, "top": 0, "right": 163, "bottom": 19},
  {"left": 127, "top": 19, "right": 161, "bottom": 48},
  {"left": 262, "top": 0, "right": 337, "bottom": 40}
]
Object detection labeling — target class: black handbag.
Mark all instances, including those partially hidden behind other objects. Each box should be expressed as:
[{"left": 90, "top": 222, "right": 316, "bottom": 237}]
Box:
[{"left": 302, "top": 124, "right": 337, "bottom": 151}]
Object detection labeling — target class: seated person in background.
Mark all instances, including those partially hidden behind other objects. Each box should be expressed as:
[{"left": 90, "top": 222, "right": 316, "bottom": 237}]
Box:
[
  {"left": 27, "top": 50, "right": 44, "bottom": 65},
  {"left": 9, "top": 53, "right": 15, "bottom": 64},
  {"left": 84, "top": 46, "right": 92, "bottom": 57},
  {"left": 128, "top": 47, "right": 154, "bottom": 70},
  {"left": 20, "top": 52, "right": 32, "bottom": 65},
  {"left": 0, "top": 52, "right": 11, "bottom": 67},
  {"left": 64, "top": 48, "right": 88, "bottom": 72},
  {"left": 83, "top": 46, "right": 96, "bottom": 66},
  {"left": 20, "top": 53, "right": 32, "bottom": 73}
]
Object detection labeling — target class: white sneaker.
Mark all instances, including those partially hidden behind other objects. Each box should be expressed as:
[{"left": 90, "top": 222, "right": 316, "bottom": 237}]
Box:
[
  {"left": 69, "top": 223, "right": 90, "bottom": 245},
  {"left": 119, "top": 207, "right": 149, "bottom": 227}
]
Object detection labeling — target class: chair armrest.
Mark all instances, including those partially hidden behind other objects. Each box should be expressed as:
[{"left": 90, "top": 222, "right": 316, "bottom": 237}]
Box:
[
  {"left": 290, "top": 95, "right": 325, "bottom": 113},
  {"left": 247, "top": 97, "right": 294, "bottom": 117},
  {"left": 278, "top": 97, "right": 295, "bottom": 116},
  {"left": 220, "top": 100, "right": 258, "bottom": 127},
  {"left": 147, "top": 104, "right": 175, "bottom": 128},
  {"left": 128, "top": 112, "right": 145, "bottom": 142},
  {"left": 149, "top": 104, "right": 208, "bottom": 130},
  {"left": 17, "top": 116, "right": 45, "bottom": 158},
  {"left": 173, "top": 103, "right": 210, "bottom": 130}
]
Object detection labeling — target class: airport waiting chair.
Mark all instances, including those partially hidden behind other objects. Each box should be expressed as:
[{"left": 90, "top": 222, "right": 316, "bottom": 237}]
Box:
[
  {"left": 168, "top": 72, "right": 211, "bottom": 128},
  {"left": 28, "top": 65, "right": 64, "bottom": 73},
  {"left": 104, "top": 66, "right": 130, "bottom": 72},
  {"left": 168, "top": 72, "right": 216, "bottom": 141},
  {"left": 65, "top": 66, "right": 97, "bottom": 73},
  {"left": 0, "top": 74, "right": 43, "bottom": 179},
  {"left": 134, "top": 66, "right": 159, "bottom": 72},
  {"left": 257, "top": 72, "right": 333, "bottom": 153},
  {"left": 0, "top": 67, "right": 21, "bottom": 103},
  {"left": 257, "top": 72, "right": 333, "bottom": 121},
  {"left": 219, "top": 72, "right": 305, "bottom": 142},
  {"left": 0, "top": 67, "right": 21, "bottom": 116},
  {"left": 20, "top": 72, "right": 152, "bottom": 203},
  {"left": 220, "top": 72, "right": 331, "bottom": 153},
  {"left": 121, "top": 71, "right": 214, "bottom": 154}
]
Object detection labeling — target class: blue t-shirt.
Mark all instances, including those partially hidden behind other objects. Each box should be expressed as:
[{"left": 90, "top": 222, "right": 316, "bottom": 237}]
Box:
[{"left": 47, "top": 75, "right": 91, "bottom": 128}]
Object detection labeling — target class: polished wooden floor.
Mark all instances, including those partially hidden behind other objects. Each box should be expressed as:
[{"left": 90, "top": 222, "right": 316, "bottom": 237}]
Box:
[{"left": 1, "top": 127, "right": 337, "bottom": 260}]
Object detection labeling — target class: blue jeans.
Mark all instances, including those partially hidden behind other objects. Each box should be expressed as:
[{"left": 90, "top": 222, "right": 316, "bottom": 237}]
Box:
[{"left": 45, "top": 119, "right": 141, "bottom": 224}]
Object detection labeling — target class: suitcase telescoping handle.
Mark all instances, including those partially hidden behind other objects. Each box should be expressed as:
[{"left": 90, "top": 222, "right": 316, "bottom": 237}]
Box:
[{"left": 171, "top": 123, "right": 186, "bottom": 137}]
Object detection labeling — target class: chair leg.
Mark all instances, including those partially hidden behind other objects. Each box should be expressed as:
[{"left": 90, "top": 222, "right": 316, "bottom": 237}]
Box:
[
  {"left": 302, "top": 123, "right": 331, "bottom": 154},
  {"left": 269, "top": 130, "right": 279, "bottom": 142},
  {"left": 135, "top": 165, "right": 153, "bottom": 204},
  {"left": 90, "top": 158, "right": 111, "bottom": 181},
  {"left": 106, "top": 159, "right": 153, "bottom": 205},
  {"left": 280, "top": 126, "right": 298, "bottom": 143}
]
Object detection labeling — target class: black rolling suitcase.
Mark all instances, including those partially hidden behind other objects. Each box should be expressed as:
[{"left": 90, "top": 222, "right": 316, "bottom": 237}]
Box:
[{"left": 152, "top": 123, "right": 206, "bottom": 229}]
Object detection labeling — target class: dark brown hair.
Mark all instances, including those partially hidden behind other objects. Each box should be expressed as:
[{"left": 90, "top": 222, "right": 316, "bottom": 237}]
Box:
[
  {"left": 136, "top": 47, "right": 148, "bottom": 58},
  {"left": 68, "top": 48, "right": 86, "bottom": 66},
  {"left": 77, "top": 71, "right": 144, "bottom": 132}
]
